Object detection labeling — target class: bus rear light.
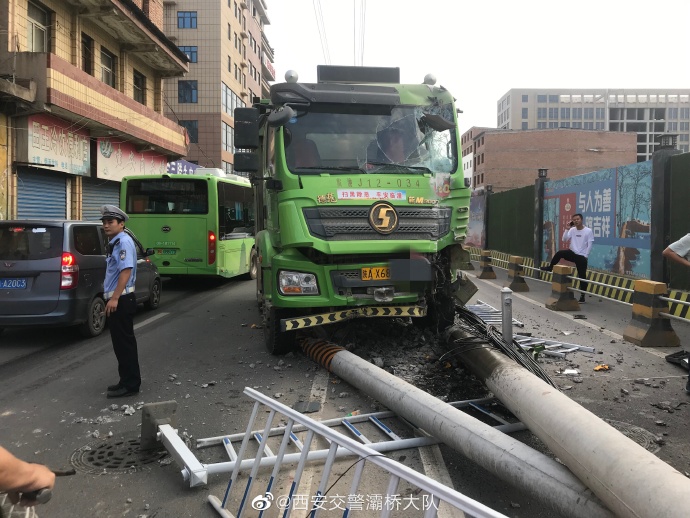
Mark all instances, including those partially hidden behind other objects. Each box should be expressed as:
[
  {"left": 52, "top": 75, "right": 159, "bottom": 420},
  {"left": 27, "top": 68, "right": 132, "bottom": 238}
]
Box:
[
  {"left": 61, "top": 252, "right": 79, "bottom": 289},
  {"left": 208, "top": 231, "right": 216, "bottom": 265}
]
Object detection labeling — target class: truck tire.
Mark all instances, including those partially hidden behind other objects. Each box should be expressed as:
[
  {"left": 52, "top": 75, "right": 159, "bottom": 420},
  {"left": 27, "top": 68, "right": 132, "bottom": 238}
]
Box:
[
  {"left": 264, "top": 306, "right": 295, "bottom": 355},
  {"left": 79, "top": 296, "right": 106, "bottom": 338},
  {"left": 249, "top": 248, "right": 259, "bottom": 280}
]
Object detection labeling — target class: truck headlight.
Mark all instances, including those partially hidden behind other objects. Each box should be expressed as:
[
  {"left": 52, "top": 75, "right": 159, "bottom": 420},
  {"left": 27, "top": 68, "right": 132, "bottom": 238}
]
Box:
[{"left": 278, "top": 270, "right": 319, "bottom": 295}]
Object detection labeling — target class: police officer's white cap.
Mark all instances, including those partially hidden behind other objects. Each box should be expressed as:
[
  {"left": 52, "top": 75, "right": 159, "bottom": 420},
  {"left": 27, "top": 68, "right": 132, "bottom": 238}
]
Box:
[{"left": 100, "top": 205, "right": 128, "bottom": 222}]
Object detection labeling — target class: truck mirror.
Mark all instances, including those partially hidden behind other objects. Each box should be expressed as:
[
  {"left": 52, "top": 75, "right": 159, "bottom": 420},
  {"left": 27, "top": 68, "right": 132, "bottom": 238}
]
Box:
[
  {"left": 234, "top": 152, "right": 259, "bottom": 173},
  {"left": 234, "top": 108, "right": 260, "bottom": 149},
  {"left": 266, "top": 179, "right": 283, "bottom": 191},
  {"left": 267, "top": 106, "right": 296, "bottom": 128}
]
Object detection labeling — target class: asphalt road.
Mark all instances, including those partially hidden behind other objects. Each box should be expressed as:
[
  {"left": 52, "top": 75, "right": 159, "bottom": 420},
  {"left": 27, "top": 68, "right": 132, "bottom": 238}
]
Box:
[{"left": 1, "top": 269, "right": 688, "bottom": 517}]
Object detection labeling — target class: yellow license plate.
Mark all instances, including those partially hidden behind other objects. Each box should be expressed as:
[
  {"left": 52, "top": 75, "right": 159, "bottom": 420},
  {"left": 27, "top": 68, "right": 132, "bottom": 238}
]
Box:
[{"left": 361, "top": 267, "right": 390, "bottom": 281}]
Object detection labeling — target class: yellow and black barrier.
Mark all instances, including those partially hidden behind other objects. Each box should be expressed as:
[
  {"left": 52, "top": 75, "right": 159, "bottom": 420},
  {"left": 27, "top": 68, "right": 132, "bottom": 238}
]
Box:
[
  {"left": 478, "top": 250, "right": 497, "bottom": 279},
  {"left": 623, "top": 280, "right": 680, "bottom": 348},
  {"left": 507, "top": 255, "right": 529, "bottom": 292},
  {"left": 545, "top": 264, "right": 579, "bottom": 311},
  {"left": 281, "top": 305, "right": 426, "bottom": 331}
]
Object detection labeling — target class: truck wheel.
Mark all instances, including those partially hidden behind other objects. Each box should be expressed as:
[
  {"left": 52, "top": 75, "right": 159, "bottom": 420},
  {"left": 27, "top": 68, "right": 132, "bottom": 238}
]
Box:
[
  {"left": 249, "top": 249, "right": 259, "bottom": 280},
  {"left": 264, "top": 307, "right": 295, "bottom": 355},
  {"left": 80, "top": 296, "right": 106, "bottom": 338}
]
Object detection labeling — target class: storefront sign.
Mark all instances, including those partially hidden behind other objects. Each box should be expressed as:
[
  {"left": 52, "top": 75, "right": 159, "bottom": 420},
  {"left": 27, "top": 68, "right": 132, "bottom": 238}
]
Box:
[
  {"left": 96, "top": 138, "right": 167, "bottom": 181},
  {"left": 25, "top": 114, "right": 90, "bottom": 176}
]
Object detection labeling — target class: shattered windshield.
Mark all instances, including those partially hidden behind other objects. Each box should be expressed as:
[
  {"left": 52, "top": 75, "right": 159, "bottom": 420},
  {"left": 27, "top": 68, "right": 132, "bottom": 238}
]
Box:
[{"left": 281, "top": 103, "right": 457, "bottom": 175}]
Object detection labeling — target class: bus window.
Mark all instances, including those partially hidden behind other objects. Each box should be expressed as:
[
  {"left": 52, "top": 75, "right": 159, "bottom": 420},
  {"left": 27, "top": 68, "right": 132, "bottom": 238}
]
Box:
[{"left": 126, "top": 179, "right": 208, "bottom": 214}]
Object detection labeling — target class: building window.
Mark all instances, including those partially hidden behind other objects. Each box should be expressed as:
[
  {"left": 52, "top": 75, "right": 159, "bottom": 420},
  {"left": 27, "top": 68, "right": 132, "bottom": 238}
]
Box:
[
  {"left": 595, "top": 122, "right": 605, "bottom": 130},
  {"left": 584, "top": 122, "right": 594, "bottom": 130},
  {"left": 584, "top": 108, "right": 594, "bottom": 119},
  {"left": 572, "top": 122, "right": 582, "bottom": 129},
  {"left": 222, "top": 121, "right": 234, "bottom": 152},
  {"left": 596, "top": 108, "right": 605, "bottom": 119},
  {"left": 560, "top": 107, "right": 570, "bottom": 119},
  {"left": 548, "top": 122, "right": 558, "bottom": 128},
  {"left": 228, "top": 56, "right": 231, "bottom": 72},
  {"left": 680, "top": 122, "right": 690, "bottom": 131},
  {"left": 178, "top": 80, "right": 198, "bottom": 103},
  {"left": 668, "top": 122, "right": 678, "bottom": 131},
  {"left": 572, "top": 108, "right": 582, "bottom": 119},
  {"left": 101, "top": 47, "right": 116, "bottom": 88},
  {"left": 521, "top": 107, "right": 528, "bottom": 119},
  {"left": 133, "top": 70, "right": 146, "bottom": 105},
  {"left": 177, "top": 11, "right": 197, "bottom": 28},
  {"left": 537, "top": 107, "right": 547, "bottom": 118},
  {"left": 548, "top": 95, "right": 558, "bottom": 103},
  {"left": 179, "top": 46, "right": 197, "bottom": 62},
  {"left": 179, "top": 120, "right": 198, "bottom": 143},
  {"left": 522, "top": 94, "right": 528, "bottom": 102},
  {"left": 521, "top": 122, "right": 528, "bottom": 130},
  {"left": 81, "top": 33, "right": 93, "bottom": 75},
  {"left": 537, "top": 122, "right": 547, "bottom": 129},
  {"left": 537, "top": 94, "right": 547, "bottom": 103},
  {"left": 548, "top": 107, "right": 558, "bottom": 119},
  {"left": 228, "top": 23, "right": 232, "bottom": 40},
  {"left": 681, "top": 108, "right": 690, "bottom": 119},
  {"left": 27, "top": 1, "right": 49, "bottom": 52}
]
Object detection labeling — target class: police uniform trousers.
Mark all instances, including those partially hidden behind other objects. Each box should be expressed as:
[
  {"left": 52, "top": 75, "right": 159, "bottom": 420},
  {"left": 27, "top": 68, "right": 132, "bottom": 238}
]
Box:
[{"left": 108, "top": 292, "right": 141, "bottom": 390}]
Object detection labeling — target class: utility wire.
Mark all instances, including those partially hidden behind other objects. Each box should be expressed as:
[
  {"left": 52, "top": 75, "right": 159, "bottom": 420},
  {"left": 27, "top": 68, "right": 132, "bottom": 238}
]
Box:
[{"left": 313, "top": 0, "right": 331, "bottom": 65}]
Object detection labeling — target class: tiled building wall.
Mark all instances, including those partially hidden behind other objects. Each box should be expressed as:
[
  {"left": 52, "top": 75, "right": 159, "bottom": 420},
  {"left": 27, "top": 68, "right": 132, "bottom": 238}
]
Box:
[{"left": 472, "top": 129, "right": 637, "bottom": 192}]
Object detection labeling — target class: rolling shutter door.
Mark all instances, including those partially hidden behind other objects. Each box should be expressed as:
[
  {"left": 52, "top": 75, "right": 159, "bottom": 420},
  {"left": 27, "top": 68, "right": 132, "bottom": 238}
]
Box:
[
  {"left": 16, "top": 169, "right": 67, "bottom": 219},
  {"left": 82, "top": 178, "right": 121, "bottom": 221}
]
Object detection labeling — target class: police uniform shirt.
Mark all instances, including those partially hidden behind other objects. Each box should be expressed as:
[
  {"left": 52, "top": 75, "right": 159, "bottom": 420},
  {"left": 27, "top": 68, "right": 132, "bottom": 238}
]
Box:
[{"left": 104, "top": 231, "right": 137, "bottom": 297}]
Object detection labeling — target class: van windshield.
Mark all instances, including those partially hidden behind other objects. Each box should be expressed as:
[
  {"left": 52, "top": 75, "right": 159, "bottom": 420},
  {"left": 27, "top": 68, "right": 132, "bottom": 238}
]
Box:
[{"left": 0, "top": 225, "right": 63, "bottom": 260}]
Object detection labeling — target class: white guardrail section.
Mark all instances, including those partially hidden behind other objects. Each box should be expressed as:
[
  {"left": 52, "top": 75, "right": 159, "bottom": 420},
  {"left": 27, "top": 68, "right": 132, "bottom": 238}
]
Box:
[{"left": 206, "top": 387, "right": 509, "bottom": 518}]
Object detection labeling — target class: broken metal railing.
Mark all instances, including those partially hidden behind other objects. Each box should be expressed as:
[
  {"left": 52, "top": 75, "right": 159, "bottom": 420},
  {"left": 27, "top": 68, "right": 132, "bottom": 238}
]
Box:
[
  {"left": 206, "top": 387, "right": 509, "bottom": 518},
  {"left": 466, "top": 300, "right": 524, "bottom": 328}
]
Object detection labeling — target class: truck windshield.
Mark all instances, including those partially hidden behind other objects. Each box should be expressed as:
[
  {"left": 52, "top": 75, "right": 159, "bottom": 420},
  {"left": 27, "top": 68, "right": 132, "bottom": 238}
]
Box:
[{"left": 283, "top": 103, "right": 457, "bottom": 175}]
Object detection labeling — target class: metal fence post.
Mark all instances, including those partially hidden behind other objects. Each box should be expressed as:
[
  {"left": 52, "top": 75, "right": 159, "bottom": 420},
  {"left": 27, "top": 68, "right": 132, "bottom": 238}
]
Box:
[{"left": 501, "top": 287, "right": 513, "bottom": 347}]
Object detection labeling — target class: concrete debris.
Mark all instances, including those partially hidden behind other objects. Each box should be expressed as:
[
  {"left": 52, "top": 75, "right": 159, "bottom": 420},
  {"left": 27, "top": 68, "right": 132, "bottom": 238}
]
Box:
[
  {"left": 371, "top": 357, "right": 384, "bottom": 368},
  {"left": 338, "top": 392, "right": 350, "bottom": 398},
  {"left": 621, "top": 388, "right": 629, "bottom": 395},
  {"left": 572, "top": 377, "right": 584, "bottom": 383},
  {"left": 109, "top": 404, "right": 119, "bottom": 411}
]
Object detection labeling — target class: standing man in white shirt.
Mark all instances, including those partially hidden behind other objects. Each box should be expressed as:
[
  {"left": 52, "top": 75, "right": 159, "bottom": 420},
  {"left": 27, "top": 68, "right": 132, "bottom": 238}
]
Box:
[
  {"left": 662, "top": 233, "right": 690, "bottom": 395},
  {"left": 540, "top": 213, "right": 594, "bottom": 303}
]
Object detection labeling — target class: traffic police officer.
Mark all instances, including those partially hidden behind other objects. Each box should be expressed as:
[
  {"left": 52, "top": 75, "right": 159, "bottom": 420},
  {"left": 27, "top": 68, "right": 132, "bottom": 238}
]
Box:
[{"left": 100, "top": 205, "right": 141, "bottom": 398}]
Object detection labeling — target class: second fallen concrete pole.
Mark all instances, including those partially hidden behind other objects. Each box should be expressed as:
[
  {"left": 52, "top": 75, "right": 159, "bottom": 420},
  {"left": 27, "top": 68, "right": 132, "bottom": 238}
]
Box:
[
  {"left": 446, "top": 326, "right": 690, "bottom": 518},
  {"left": 300, "top": 339, "right": 612, "bottom": 518}
]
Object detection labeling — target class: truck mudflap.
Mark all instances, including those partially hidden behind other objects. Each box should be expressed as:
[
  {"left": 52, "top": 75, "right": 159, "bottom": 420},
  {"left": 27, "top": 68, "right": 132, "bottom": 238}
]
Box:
[{"left": 281, "top": 305, "right": 426, "bottom": 331}]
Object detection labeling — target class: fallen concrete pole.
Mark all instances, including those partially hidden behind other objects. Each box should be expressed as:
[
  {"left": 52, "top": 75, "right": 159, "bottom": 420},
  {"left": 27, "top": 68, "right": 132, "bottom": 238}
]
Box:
[
  {"left": 446, "top": 326, "right": 690, "bottom": 518},
  {"left": 300, "top": 338, "right": 613, "bottom": 518}
]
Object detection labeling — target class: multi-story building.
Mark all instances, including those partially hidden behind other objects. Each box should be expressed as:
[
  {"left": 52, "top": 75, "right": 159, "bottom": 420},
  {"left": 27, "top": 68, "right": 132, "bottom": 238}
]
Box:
[
  {"left": 162, "top": 0, "right": 274, "bottom": 175},
  {"left": 464, "top": 127, "right": 636, "bottom": 192},
  {"left": 497, "top": 89, "right": 690, "bottom": 162},
  {"left": 0, "top": 0, "right": 189, "bottom": 220}
]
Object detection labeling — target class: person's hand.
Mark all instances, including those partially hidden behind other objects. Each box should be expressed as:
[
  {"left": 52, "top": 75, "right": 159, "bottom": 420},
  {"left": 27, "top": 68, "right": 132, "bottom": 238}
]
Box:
[
  {"left": 105, "top": 297, "right": 119, "bottom": 316},
  {"left": 7, "top": 463, "right": 55, "bottom": 506},
  {"left": 569, "top": 221, "right": 575, "bottom": 227}
]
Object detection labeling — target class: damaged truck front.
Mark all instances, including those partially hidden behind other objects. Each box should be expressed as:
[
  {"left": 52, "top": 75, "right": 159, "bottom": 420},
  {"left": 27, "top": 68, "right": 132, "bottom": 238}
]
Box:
[{"left": 234, "top": 66, "right": 476, "bottom": 354}]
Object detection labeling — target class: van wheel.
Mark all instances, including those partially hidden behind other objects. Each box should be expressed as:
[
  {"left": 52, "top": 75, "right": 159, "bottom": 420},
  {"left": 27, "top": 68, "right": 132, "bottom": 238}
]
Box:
[
  {"left": 145, "top": 279, "right": 161, "bottom": 310},
  {"left": 248, "top": 249, "right": 259, "bottom": 280},
  {"left": 80, "top": 296, "right": 106, "bottom": 337},
  {"left": 264, "top": 306, "right": 295, "bottom": 355}
]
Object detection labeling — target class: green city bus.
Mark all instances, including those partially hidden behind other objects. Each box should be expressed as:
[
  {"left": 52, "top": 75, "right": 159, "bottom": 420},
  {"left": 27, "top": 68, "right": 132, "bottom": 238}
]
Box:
[{"left": 120, "top": 169, "right": 256, "bottom": 278}]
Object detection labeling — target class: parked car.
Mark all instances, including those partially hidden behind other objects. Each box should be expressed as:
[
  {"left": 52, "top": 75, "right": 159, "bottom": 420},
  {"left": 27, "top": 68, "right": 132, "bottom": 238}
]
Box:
[{"left": 0, "top": 220, "right": 161, "bottom": 337}]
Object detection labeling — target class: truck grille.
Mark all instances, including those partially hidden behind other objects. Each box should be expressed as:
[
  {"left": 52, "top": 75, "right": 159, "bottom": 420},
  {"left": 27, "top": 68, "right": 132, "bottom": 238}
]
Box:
[{"left": 303, "top": 206, "right": 451, "bottom": 241}]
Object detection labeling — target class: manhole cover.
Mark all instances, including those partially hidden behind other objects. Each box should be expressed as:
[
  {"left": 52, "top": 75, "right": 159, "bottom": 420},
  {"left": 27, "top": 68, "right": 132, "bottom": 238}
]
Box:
[
  {"left": 70, "top": 437, "right": 169, "bottom": 474},
  {"left": 605, "top": 420, "right": 662, "bottom": 454}
]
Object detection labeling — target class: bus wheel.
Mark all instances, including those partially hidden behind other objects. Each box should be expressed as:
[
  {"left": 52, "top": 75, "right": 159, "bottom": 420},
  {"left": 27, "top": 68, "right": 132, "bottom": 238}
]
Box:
[
  {"left": 264, "top": 306, "right": 295, "bottom": 355},
  {"left": 249, "top": 249, "right": 259, "bottom": 280}
]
